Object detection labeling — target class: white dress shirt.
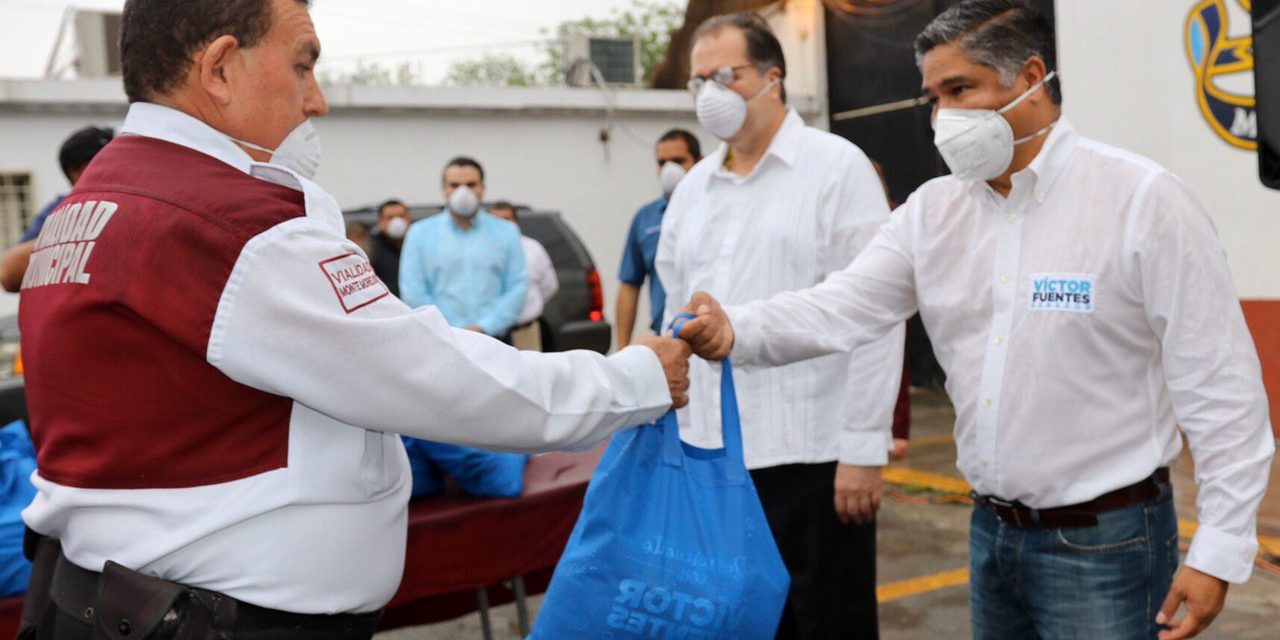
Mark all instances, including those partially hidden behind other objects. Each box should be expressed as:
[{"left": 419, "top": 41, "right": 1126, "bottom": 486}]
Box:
[
  {"left": 517, "top": 234, "right": 559, "bottom": 325},
  {"left": 657, "top": 109, "right": 905, "bottom": 469},
  {"left": 725, "top": 118, "right": 1275, "bottom": 583}
]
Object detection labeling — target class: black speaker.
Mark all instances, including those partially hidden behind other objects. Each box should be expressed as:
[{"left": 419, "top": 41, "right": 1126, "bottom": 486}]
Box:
[{"left": 1255, "top": 0, "right": 1280, "bottom": 189}]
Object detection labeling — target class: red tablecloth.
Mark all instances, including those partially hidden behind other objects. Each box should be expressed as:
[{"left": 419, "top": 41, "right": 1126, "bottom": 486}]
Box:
[
  {"left": 381, "top": 444, "right": 603, "bottom": 628},
  {"left": 0, "top": 443, "right": 604, "bottom": 635}
]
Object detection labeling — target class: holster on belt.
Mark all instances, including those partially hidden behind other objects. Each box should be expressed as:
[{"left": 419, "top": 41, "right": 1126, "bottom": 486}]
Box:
[
  {"left": 88, "top": 561, "right": 189, "bottom": 640},
  {"left": 20, "top": 530, "right": 379, "bottom": 640}
]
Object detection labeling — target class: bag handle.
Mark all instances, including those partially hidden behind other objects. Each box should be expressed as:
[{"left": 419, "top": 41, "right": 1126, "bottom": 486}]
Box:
[
  {"left": 662, "top": 313, "right": 747, "bottom": 482},
  {"left": 660, "top": 313, "right": 695, "bottom": 469}
]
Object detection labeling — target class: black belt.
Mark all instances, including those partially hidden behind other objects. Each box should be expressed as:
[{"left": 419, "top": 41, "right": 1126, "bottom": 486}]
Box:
[
  {"left": 42, "top": 542, "right": 380, "bottom": 639},
  {"left": 974, "top": 468, "right": 1170, "bottom": 529}
]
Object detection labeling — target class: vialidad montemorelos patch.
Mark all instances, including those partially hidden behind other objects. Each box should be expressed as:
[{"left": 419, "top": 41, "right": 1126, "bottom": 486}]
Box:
[{"left": 1029, "top": 273, "right": 1095, "bottom": 313}]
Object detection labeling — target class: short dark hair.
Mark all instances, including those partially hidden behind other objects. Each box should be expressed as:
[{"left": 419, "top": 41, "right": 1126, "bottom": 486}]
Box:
[
  {"left": 377, "top": 199, "right": 406, "bottom": 218},
  {"left": 914, "top": 0, "right": 1061, "bottom": 104},
  {"left": 58, "top": 126, "right": 114, "bottom": 181},
  {"left": 692, "top": 12, "right": 787, "bottom": 103},
  {"left": 658, "top": 129, "right": 702, "bottom": 161},
  {"left": 119, "top": 0, "right": 311, "bottom": 103},
  {"left": 490, "top": 200, "right": 517, "bottom": 220},
  {"left": 442, "top": 156, "right": 485, "bottom": 184}
]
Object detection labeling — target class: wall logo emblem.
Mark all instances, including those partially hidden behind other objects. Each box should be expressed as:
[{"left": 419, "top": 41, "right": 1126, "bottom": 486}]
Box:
[{"left": 1186, "top": 0, "right": 1257, "bottom": 149}]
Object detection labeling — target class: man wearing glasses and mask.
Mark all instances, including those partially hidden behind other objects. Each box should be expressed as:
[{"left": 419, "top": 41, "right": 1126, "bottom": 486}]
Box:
[{"left": 655, "top": 12, "right": 904, "bottom": 639}]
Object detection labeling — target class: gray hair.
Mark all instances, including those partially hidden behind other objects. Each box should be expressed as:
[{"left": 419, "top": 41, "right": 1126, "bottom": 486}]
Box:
[{"left": 914, "top": 0, "right": 1061, "bottom": 104}]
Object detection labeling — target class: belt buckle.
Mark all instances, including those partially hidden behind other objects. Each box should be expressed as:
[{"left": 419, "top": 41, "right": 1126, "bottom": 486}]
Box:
[{"left": 986, "top": 497, "right": 1027, "bottom": 528}]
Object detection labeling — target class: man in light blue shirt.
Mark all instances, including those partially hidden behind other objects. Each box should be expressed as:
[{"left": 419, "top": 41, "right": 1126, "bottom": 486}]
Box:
[{"left": 400, "top": 157, "right": 527, "bottom": 338}]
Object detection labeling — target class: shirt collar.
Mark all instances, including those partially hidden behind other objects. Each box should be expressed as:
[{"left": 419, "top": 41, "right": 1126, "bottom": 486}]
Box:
[
  {"left": 445, "top": 209, "right": 489, "bottom": 232},
  {"left": 120, "top": 102, "right": 257, "bottom": 175},
  {"left": 965, "top": 116, "right": 1077, "bottom": 204},
  {"left": 764, "top": 108, "right": 805, "bottom": 167},
  {"left": 711, "top": 108, "right": 805, "bottom": 181},
  {"left": 1022, "top": 116, "right": 1077, "bottom": 203}
]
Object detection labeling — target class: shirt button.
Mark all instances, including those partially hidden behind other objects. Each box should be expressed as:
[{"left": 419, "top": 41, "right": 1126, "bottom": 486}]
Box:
[
  {"left": 981, "top": 459, "right": 990, "bottom": 467},
  {"left": 1000, "top": 274, "right": 1011, "bottom": 284},
  {"left": 1006, "top": 213, "right": 1017, "bottom": 223},
  {"left": 1036, "top": 192, "right": 1046, "bottom": 200},
  {"left": 983, "top": 398, "right": 993, "bottom": 407},
  {"left": 994, "top": 335, "right": 1004, "bottom": 345}
]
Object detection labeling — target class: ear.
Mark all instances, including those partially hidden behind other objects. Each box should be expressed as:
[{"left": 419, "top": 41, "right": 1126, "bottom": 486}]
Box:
[
  {"left": 1021, "top": 56, "right": 1048, "bottom": 93},
  {"left": 197, "top": 35, "right": 243, "bottom": 107}
]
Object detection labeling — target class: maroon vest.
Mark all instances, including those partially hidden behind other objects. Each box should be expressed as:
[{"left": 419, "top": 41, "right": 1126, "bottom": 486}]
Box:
[{"left": 20, "top": 136, "right": 305, "bottom": 489}]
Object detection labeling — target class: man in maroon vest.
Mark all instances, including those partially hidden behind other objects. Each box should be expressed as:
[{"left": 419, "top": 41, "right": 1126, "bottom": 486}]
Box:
[{"left": 16, "top": 1, "right": 690, "bottom": 638}]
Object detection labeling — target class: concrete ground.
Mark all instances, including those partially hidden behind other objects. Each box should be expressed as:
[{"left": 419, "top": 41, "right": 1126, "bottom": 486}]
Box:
[{"left": 376, "top": 390, "right": 1280, "bottom": 639}]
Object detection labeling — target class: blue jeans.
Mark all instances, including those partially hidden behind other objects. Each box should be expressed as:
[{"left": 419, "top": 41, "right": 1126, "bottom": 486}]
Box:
[{"left": 969, "top": 481, "right": 1179, "bottom": 640}]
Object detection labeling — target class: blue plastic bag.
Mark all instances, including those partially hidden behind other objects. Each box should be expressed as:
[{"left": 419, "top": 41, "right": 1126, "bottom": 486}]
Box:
[
  {"left": 532, "top": 359, "right": 790, "bottom": 639},
  {"left": 0, "top": 420, "right": 36, "bottom": 597}
]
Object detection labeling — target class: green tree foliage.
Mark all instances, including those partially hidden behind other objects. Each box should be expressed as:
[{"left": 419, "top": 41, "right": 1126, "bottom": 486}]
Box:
[
  {"left": 442, "top": 0, "right": 683, "bottom": 88},
  {"left": 443, "top": 53, "right": 541, "bottom": 87},
  {"left": 538, "top": 1, "right": 685, "bottom": 86},
  {"left": 319, "top": 61, "right": 421, "bottom": 87}
]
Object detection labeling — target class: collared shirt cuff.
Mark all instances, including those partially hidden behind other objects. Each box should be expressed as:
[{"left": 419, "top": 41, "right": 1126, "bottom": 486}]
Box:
[
  {"left": 608, "top": 345, "right": 672, "bottom": 412},
  {"left": 724, "top": 304, "right": 760, "bottom": 365},
  {"left": 1185, "top": 524, "right": 1259, "bottom": 584},
  {"left": 838, "top": 432, "right": 891, "bottom": 466}
]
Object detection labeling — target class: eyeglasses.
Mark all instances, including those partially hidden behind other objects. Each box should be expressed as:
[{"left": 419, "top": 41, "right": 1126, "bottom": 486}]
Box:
[{"left": 687, "top": 64, "right": 755, "bottom": 94}]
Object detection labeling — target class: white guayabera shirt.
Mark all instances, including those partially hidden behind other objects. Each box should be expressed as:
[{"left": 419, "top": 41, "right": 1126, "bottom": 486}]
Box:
[
  {"left": 726, "top": 118, "right": 1275, "bottom": 584},
  {"left": 658, "top": 109, "right": 905, "bottom": 469}
]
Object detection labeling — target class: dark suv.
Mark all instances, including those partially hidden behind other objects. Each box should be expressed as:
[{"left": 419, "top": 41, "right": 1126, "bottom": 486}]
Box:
[{"left": 343, "top": 204, "right": 612, "bottom": 354}]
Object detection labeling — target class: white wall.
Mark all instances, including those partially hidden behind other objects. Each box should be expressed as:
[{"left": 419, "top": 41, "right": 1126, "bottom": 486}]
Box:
[{"left": 1055, "top": 0, "right": 1280, "bottom": 298}]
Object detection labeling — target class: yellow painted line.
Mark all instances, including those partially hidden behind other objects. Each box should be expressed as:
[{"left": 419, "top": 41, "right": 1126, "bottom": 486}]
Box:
[
  {"left": 877, "top": 568, "right": 970, "bottom": 602},
  {"left": 908, "top": 433, "right": 955, "bottom": 447},
  {"left": 1179, "top": 520, "right": 1198, "bottom": 539},
  {"left": 881, "top": 467, "right": 973, "bottom": 495},
  {"left": 879, "top": 468, "right": 1280, "bottom": 556}
]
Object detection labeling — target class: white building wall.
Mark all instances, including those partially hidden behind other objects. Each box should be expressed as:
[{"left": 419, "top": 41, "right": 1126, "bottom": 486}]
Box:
[{"left": 1055, "top": 0, "right": 1280, "bottom": 298}]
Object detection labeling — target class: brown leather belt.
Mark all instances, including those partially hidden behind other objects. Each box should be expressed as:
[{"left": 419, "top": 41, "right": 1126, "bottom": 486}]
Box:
[{"left": 974, "top": 468, "right": 1170, "bottom": 529}]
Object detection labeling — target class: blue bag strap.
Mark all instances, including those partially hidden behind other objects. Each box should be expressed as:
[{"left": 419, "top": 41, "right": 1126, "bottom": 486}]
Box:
[
  {"left": 719, "top": 358, "right": 746, "bottom": 482},
  {"left": 659, "top": 312, "right": 697, "bottom": 468},
  {"left": 663, "top": 313, "right": 747, "bottom": 481}
]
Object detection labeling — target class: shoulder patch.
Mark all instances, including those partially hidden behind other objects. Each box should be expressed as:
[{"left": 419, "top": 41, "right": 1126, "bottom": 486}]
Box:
[{"left": 319, "top": 253, "right": 389, "bottom": 313}]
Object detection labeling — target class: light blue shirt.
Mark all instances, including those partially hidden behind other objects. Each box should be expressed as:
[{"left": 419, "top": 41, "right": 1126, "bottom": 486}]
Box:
[{"left": 399, "top": 211, "right": 528, "bottom": 336}]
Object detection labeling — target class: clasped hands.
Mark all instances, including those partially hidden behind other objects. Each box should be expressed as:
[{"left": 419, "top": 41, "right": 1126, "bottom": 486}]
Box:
[{"left": 633, "top": 291, "right": 735, "bottom": 409}]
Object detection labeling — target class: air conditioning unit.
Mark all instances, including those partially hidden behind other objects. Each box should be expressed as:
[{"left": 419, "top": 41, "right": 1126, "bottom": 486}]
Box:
[
  {"left": 564, "top": 35, "right": 643, "bottom": 87},
  {"left": 73, "top": 10, "right": 123, "bottom": 77}
]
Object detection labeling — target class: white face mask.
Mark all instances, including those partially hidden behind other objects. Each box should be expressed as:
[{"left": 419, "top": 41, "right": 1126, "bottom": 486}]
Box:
[
  {"left": 695, "top": 78, "right": 779, "bottom": 141},
  {"left": 385, "top": 216, "right": 409, "bottom": 239},
  {"left": 659, "top": 161, "right": 687, "bottom": 199},
  {"left": 448, "top": 186, "right": 480, "bottom": 219},
  {"left": 932, "top": 71, "right": 1057, "bottom": 182},
  {"left": 230, "top": 120, "right": 322, "bottom": 180}
]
